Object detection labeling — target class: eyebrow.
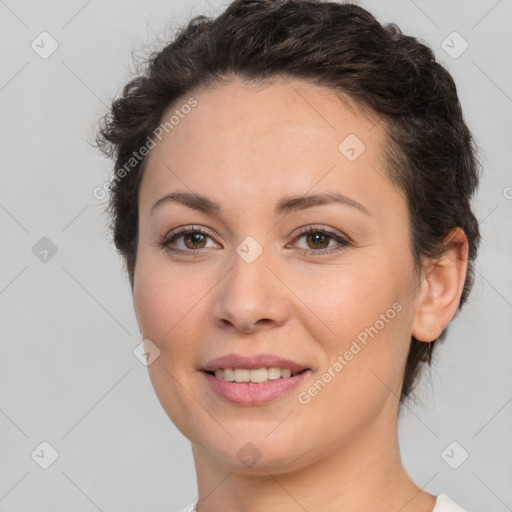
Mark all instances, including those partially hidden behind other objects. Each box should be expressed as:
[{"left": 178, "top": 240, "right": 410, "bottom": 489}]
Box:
[{"left": 149, "top": 191, "right": 371, "bottom": 217}]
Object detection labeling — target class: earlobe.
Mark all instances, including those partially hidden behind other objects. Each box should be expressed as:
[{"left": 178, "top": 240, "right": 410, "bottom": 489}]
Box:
[{"left": 412, "top": 228, "right": 469, "bottom": 342}]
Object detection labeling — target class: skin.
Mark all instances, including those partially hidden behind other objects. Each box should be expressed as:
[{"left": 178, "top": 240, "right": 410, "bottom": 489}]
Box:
[{"left": 133, "top": 76, "right": 468, "bottom": 512}]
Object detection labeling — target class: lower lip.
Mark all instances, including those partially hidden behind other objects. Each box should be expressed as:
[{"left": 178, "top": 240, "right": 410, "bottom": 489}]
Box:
[{"left": 202, "top": 371, "right": 311, "bottom": 405}]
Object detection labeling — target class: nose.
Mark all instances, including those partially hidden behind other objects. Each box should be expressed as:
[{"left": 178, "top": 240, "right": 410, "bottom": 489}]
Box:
[{"left": 211, "top": 246, "right": 290, "bottom": 334}]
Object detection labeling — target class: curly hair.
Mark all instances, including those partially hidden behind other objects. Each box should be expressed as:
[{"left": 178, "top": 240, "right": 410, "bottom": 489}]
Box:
[{"left": 95, "top": 0, "right": 481, "bottom": 404}]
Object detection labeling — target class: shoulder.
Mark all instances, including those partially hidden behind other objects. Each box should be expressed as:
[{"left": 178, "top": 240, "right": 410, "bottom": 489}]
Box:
[{"left": 433, "top": 494, "right": 469, "bottom": 512}]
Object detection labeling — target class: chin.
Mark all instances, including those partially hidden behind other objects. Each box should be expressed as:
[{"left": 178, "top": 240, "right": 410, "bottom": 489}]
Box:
[{"left": 190, "top": 422, "right": 316, "bottom": 475}]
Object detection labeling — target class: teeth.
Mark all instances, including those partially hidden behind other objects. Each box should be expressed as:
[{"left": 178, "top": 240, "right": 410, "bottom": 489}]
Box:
[
  {"left": 267, "top": 367, "right": 282, "bottom": 380},
  {"left": 248, "top": 368, "right": 267, "bottom": 383},
  {"left": 212, "top": 367, "right": 301, "bottom": 383},
  {"left": 223, "top": 368, "right": 235, "bottom": 381},
  {"left": 234, "top": 369, "right": 250, "bottom": 382},
  {"left": 281, "top": 368, "right": 292, "bottom": 378}
]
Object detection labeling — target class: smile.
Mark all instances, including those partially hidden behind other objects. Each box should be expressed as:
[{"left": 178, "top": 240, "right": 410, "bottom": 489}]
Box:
[{"left": 208, "top": 367, "right": 306, "bottom": 383}]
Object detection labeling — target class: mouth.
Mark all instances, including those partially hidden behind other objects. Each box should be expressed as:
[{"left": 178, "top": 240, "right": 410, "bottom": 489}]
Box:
[
  {"left": 204, "top": 367, "right": 309, "bottom": 383},
  {"left": 200, "top": 354, "right": 312, "bottom": 405}
]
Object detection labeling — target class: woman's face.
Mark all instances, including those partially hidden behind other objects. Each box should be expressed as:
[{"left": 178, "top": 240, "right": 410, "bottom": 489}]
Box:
[{"left": 133, "top": 77, "right": 422, "bottom": 473}]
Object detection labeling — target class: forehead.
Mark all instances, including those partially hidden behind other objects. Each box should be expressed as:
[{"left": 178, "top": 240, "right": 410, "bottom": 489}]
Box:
[{"left": 139, "top": 77, "right": 395, "bottom": 219}]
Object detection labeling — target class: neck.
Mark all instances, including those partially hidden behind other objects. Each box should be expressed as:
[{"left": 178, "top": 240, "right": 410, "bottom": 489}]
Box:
[{"left": 190, "top": 404, "right": 436, "bottom": 512}]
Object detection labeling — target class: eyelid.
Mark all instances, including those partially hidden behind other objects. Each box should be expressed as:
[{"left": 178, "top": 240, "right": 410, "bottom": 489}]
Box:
[
  {"left": 291, "top": 224, "right": 350, "bottom": 242},
  {"left": 170, "top": 224, "right": 216, "bottom": 238}
]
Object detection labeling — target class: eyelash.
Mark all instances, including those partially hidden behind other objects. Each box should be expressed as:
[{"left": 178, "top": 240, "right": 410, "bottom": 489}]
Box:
[{"left": 159, "top": 225, "right": 351, "bottom": 256}]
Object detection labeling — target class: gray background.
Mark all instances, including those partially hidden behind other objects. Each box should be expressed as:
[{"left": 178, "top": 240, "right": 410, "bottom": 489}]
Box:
[{"left": 0, "top": 0, "right": 511, "bottom": 511}]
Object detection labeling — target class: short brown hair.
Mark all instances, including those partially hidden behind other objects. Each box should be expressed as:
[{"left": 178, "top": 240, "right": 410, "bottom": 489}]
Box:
[{"left": 95, "top": 0, "right": 481, "bottom": 404}]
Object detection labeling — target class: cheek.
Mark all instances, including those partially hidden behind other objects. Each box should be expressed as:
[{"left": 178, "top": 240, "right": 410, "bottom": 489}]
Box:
[
  {"left": 292, "top": 252, "right": 413, "bottom": 394},
  {"left": 133, "top": 254, "right": 212, "bottom": 435},
  {"left": 133, "top": 252, "right": 207, "bottom": 358},
  {"left": 297, "top": 254, "right": 407, "bottom": 339}
]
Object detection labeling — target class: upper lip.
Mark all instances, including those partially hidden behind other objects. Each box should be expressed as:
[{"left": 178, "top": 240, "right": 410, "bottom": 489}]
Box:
[{"left": 201, "top": 354, "right": 310, "bottom": 373}]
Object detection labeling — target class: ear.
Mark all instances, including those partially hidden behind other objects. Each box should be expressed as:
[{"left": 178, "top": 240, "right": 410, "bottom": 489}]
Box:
[{"left": 412, "top": 228, "right": 469, "bottom": 342}]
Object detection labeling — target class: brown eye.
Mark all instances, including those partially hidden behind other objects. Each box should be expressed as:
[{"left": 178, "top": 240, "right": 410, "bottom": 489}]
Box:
[
  {"left": 304, "top": 232, "right": 330, "bottom": 250},
  {"left": 160, "top": 226, "right": 219, "bottom": 255},
  {"left": 183, "top": 232, "right": 208, "bottom": 250},
  {"left": 291, "top": 226, "right": 350, "bottom": 255}
]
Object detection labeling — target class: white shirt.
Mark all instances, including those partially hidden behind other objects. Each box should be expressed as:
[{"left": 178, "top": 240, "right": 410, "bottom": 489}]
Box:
[{"left": 177, "top": 493, "right": 468, "bottom": 512}]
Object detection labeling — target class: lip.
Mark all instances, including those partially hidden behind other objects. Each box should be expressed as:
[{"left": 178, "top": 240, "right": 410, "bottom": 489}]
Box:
[
  {"left": 201, "top": 354, "right": 310, "bottom": 373},
  {"left": 200, "top": 353, "right": 312, "bottom": 406},
  {"left": 202, "top": 370, "right": 311, "bottom": 405}
]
